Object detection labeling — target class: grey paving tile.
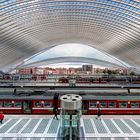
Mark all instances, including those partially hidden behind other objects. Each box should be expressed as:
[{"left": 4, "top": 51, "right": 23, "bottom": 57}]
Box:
[
  {"left": 134, "top": 119, "right": 140, "bottom": 125},
  {"left": 100, "top": 138, "right": 111, "bottom": 140},
  {"left": 0, "top": 119, "right": 19, "bottom": 133},
  {"left": 21, "top": 119, "right": 40, "bottom": 133},
  {"left": 44, "top": 138, "right": 56, "bottom": 140},
  {"left": 114, "top": 138, "right": 125, "bottom": 140},
  {"left": 9, "top": 119, "right": 29, "bottom": 133},
  {"left": 85, "top": 138, "right": 97, "bottom": 140},
  {"left": 83, "top": 119, "right": 94, "bottom": 133},
  {"left": 0, "top": 119, "right": 8, "bottom": 124},
  {"left": 1, "top": 138, "right": 27, "bottom": 140},
  {"left": 1, "top": 138, "right": 13, "bottom": 140},
  {"left": 30, "top": 138, "right": 41, "bottom": 140},
  {"left": 93, "top": 119, "right": 107, "bottom": 133},
  {"left": 104, "top": 119, "right": 120, "bottom": 133},
  {"left": 47, "top": 119, "right": 59, "bottom": 133},
  {"left": 34, "top": 119, "right": 49, "bottom": 133},
  {"left": 128, "top": 138, "right": 139, "bottom": 140},
  {"left": 113, "top": 119, "right": 132, "bottom": 133},
  {"left": 124, "top": 119, "right": 140, "bottom": 133}
]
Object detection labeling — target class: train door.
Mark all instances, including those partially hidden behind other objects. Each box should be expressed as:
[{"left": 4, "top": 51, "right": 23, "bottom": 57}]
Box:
[{"left": 22, "top": 100, "right": 32, "bottom": 113}]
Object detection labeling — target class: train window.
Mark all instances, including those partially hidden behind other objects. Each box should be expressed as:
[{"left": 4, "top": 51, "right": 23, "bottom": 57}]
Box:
[
  {"left": 131, "top": 102, "right": 139, "bottom": 108},
  {"left": 99, "top": 101, "right": 107, "bottom": 108},
  {"left": 89, "top": 102, "right": 96, "bottom": 108},
  {"left": 44, "top": 102, "right": 51, "bottom": 108},
  {"left": 34, "top": 101, "right": 42, "bottom": 107},
  {"left": 119, "top": 102, "right": 127, "bottom": 108},
  {"left": 0, "top": 102, "right": 2, "bottom": 107},
  {"left": 108, "top": 102, "right": 116, "bottom": 108},
  {"left": 4, "top": 101, "right": 12, "bottom": 107},
  {"left": 14, "top": 102, "right": 22, "bottom": 107}
]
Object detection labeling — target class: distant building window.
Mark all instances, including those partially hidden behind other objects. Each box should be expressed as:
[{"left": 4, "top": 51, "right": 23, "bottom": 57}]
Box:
[
  {"left": 44, "top": 102, "right": 51, "bottom": 108},
  {"left": 14, "top": 102, "right": 22, "bottom": 107},
  {"left": 89, "top": 102, "right": 96, "bottom": 108},
  {"left": 131, "top": 102, "right": 139, "bottom": 108},
  {"left": 4, "top": 101, "right": 12, "bottom": 107},
  {"left": 82, "top": 65, "right": 92, "bottom": 71},
  {"left": 34, "top": 101, "right": 42, "bottom": 107},
  {"left": 108, "top": 101, "right": 116, "bottom": 108},
  {"left": 119, "top": 102, "right": 127, "bottom": 108},
  {"left": 99, "top": 101, "right": 106, "bottom": 108}
]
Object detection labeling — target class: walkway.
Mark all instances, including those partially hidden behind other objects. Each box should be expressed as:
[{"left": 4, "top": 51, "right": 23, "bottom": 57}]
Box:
[{"left": 0, "top": 115, "right": 140, "bottom": 140}]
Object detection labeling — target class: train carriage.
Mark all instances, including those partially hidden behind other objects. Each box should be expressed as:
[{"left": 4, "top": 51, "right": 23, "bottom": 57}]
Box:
[
  {"left": 0, "top": 91, "right": 140, "bottom": 115},
  {"left": 0, "top": 74, "right": 4, "bottom": 80},
  {"left": 11, "top": 74, "right": 20, "bottom": 81},
  {"left": 20, "top": 74, "right": 32, "bottom": 80}
]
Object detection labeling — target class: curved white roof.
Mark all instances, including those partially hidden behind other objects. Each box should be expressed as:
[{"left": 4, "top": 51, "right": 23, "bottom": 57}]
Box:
[
  {"left": 19, "top": 44, "right": 130, "bottom": 68},
  {"left": 0, "top": 0, "right": 140, "bottom": 71}
]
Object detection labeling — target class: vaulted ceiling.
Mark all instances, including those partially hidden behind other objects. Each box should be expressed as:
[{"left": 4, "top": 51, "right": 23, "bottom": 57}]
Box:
[{"left": 0, "top": 0, "right": 140, "bottom": 71}]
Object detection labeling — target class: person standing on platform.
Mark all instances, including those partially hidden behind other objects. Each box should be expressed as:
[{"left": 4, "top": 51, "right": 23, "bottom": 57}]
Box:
[
  {"left": 13, "top": 88, "right": 16, "bottom": 95},
  {"left": 53, "top": 108, "right": 58, "bottom": 120},
  {"left": 0, "top": 111, "right": 4, "bottom": 124},
  {"left": 96, "top": 108, "right": 101, "bottom": 120}
]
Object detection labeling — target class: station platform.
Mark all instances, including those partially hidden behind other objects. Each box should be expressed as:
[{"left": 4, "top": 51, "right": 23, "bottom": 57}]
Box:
[{"left": 0, "top": 115, "right": 140, "bottom": 140}]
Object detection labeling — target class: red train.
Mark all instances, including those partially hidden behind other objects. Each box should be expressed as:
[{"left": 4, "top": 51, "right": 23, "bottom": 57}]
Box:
[
  {"left": 58, "top": 76, "right": 140, "bottom": 84},
  {"left": 59, "top": 77, "right": 107, "bottom": 84},
  {"left": 0, "top": 73, "right": 140, "bottom": 84},
  {"left": 0, "top": 94, "right": 140, "bottom": 115},
  {"left": 0, "top": 74, "right": 47, "bottom": 81}
]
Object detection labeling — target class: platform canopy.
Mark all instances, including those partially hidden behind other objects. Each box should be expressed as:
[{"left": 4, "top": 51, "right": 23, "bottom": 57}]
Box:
[{"left": 0, "top": 0, "right": 140, "bottom": 72}]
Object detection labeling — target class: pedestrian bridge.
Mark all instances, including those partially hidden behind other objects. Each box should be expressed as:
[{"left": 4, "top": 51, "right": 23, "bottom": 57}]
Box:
[{"left": 0, "top": 115, "right": 140, "bottom": 140}]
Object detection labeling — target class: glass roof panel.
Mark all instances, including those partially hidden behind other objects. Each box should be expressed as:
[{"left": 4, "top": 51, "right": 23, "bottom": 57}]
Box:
[{"left": 0, "top": 0, "right": 140, "bottom": 72}]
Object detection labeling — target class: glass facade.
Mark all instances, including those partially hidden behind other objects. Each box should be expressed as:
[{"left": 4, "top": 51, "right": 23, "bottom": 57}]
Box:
[{"left": 60, "top": 109, "right": 82, "bottom": 139}]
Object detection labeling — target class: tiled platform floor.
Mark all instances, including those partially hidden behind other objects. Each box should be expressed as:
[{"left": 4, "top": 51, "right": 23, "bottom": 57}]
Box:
[{"left": 0, "top": 115, "right": 140, "bottom": 140}]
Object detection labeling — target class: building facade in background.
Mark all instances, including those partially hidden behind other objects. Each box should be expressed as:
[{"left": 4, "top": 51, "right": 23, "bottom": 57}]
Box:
[{"left": 17, "top": 65, "right": 130, "bottom": 75}]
